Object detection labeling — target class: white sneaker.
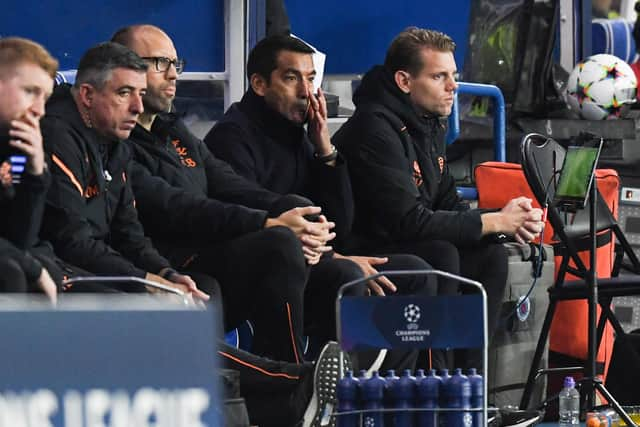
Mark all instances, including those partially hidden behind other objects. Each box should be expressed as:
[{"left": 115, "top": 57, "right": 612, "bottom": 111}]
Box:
[{"left": 302, "top": 341, "right": 352, "bottom": 427}]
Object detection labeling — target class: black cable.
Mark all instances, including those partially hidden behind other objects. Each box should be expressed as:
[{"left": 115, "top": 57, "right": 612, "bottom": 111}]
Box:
[{"left": 502, "top": 170, "right": 559, "bottom": 324}]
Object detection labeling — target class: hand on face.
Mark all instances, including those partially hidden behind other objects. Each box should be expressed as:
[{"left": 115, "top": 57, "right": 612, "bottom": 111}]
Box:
[
  {"left": 306, "top": 87, "right": 332, "bottom": 153},
  {"left": 0, "top": 63, "right": 52, "bottom": 175},
  {"left": 8, "top": 111, "right": 45, "bottom": 175}
]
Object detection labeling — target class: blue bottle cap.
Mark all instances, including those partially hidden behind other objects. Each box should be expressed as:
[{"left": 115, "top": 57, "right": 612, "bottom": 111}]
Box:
[{"left": 564, "top": 376, "right": 575, "bottom": 388}]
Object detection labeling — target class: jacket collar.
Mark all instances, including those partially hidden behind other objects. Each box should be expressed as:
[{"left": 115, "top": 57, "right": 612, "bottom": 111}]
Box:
[
  {"left": 45, "top": 84, "right": 129, "bottom": 186},
  {"left": 353, "top": 65, "right": 444, "bottom": 136},
  {"left": 237, "top": 88, "right": 305, "bottom": 146},
  {"left": 46, "top": 84, "right": 117, "bottom": 146},
  {"left": 130, "top": 113, "right": 179, "bottom": 145}
]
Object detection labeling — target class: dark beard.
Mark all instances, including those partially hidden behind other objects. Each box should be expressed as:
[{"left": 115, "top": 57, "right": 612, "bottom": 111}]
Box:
[{"left": 143, "top": 93, "right": 172, "bottom": 115}]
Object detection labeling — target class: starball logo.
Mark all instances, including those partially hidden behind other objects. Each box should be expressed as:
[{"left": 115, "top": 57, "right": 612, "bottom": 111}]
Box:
[
  {"left": 395, "top": 304, "right": 430, "bottom": 342},
  {"left": 404, "top": 304, "right": 421, "bottom": 325}
]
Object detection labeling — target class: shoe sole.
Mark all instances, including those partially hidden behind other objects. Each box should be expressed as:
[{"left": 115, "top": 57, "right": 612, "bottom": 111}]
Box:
[{"left": 303, "top": 341, "right": 352, "bottom": 427}]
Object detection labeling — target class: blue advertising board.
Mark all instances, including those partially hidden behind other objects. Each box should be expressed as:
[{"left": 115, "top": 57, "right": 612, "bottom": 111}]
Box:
[
  {"left": 338, "top": 294, "right": 484, "bottom": 352},
  {"left": 0, "top": 298, "right": 221, "bottom": 426}
]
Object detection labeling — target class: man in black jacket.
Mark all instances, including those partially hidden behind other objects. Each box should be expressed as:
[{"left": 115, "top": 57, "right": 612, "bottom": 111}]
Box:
[
  {"left": 111, "top": 26, "right": 336, "bottom": 368},
  {"left": 112, "top": 25, "right": 345, "bottom": 427},
  {"left": 205, "top": 34, "right": 444, "bottom": 373},
  {"left": 40, "top": 42, "right": 210, "bottom": 304},
  {"left": 0, "top": 37, "right": 58, "bottom": 301},
  {"left": 331, "top": 27, "right": 545, "bottom": 350}
]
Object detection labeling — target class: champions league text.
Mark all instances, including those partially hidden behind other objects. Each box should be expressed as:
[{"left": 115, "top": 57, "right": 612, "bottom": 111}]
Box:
[
  {"left": 395, "top": 328, "right": 431, "bottom": 342},
  {"left": 0, "top": 387, "right": 210, "bottom": 426}
]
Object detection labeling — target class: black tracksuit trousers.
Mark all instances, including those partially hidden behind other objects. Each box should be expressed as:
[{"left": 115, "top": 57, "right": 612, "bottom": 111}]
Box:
[
  {"left": 166, "top": 225, "right": 308, "bottom": 364},
  {"left": 218, "top": 342, "right": 313, "bottom": 427}
]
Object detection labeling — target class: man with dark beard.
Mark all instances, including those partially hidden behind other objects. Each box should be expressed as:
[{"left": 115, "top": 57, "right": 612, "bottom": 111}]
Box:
[
  {"left": 112, "top": 25, "right": 346, "bottom": 427},
  {"left": 205, "top": 34, "right": 446, "bottom": 373}
]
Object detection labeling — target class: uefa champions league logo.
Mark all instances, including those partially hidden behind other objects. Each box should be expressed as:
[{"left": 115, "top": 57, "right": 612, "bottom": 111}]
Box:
[
  {"left": 404, "top": 304, "right": 421, "bottom": 329},
  {"left": 395, "top": 304, "right": 429, "bottom": 340}
]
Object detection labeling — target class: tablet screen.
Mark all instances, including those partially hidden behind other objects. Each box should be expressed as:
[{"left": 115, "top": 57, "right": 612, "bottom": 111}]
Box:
[{"left": 554, "top": 144, "right": 601, "bottom": 211}]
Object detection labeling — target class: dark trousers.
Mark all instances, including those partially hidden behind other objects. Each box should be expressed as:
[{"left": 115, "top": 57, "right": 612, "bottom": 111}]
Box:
[
  {"left": 0, "top": 257, "right": 29, "bottom": 293},
  {"left": 306, "top": 253, "right": 441, "bottom": 371},
  {"left": 166, "top": 226, "right": 308, "bottom": 364},
  {"left": 218, "top": 342, "right": 313, "bottom": 427}
]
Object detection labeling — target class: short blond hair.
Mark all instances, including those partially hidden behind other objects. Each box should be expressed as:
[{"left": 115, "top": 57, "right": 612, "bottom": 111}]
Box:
[
  {"left": 384, "top": 27, "right": 455, "bottom": 75},
  {"left": 0, "top": 37, "right": 58, "bottom": 79}
]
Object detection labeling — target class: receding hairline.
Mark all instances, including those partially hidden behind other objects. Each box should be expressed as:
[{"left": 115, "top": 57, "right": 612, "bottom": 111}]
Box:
[
  {"left": 254, "top": 47, "right": 315, "bottom": 79},
  {"left": 111, "top": 24, "right": 172, "bottom": 49}
]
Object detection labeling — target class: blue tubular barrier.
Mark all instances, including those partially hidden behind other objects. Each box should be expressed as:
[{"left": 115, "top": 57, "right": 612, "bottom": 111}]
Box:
[
  {"left": 54, "top": 70, "right": 77, "bottom": 85},
  {"left": 446, "top": 82, "right": 506, "bottom": 162},
  {"left": 447, "top": 92, "right": 461, "bottom": 146},
  {"left": 446, "top": 82, "right": 506, "bottom": 200},
  {"left": 456, "top": 187, "right": 479, "bottom": 200}
]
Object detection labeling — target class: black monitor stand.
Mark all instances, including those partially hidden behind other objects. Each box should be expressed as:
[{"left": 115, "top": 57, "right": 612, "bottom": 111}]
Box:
[{"left": 581, "top": 182, "right": 636, "bottom": 426}]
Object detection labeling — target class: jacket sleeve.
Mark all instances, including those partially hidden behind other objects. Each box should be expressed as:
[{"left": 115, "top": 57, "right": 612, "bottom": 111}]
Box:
[
  {"left": 129, "top": 159, "right": 269, "bottom": 241},
  {"left": 205, "top": 121, "right": 260, "bottom": 182},
  {"left": 107, "top": 167, "right": 173, "bottom": 275},
  {"left": 41, "top": 118, "right": 152, "bottom": 277},
  {"left": 344, "top": 115, "right": 483, "bottom": 246},
  {"left": 5, "top": 169, "right": 50, "bottom": 250},
  {"left": 431, "top": 136, "right": 471, "bottom": 212},
  {"left": 306, "top": 149, "right": 354, "bottom": 241},
  {"left": 202, "top": 122, "right": 286, "bottom": 212},
  {"left": 199, "top": 140, "right": 282, "bottom": 211}
]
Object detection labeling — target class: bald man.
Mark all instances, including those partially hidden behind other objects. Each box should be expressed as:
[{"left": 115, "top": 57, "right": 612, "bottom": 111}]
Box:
[{"left": 112, "top": 25, "right": 344, "bottom": 427}]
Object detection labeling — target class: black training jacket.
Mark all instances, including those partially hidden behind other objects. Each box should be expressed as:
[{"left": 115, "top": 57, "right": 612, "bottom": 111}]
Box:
[
  {"left": 40, "top": 84, "right": 171, "bottom": 277},
  {"left": 0, "top": 136, "right": 50, "bottom": 251},
  {"left": 0, "top": 136, "right": 50, "bottom": 280},
  {"left": 332, "top": 65, "right": 483, "bottom": 248},
  {"left": 127, "top": 114, "right": 283, "bottom": 247},
  {"left": 204, "top": 89, "right": 354, "bottom": 245}
]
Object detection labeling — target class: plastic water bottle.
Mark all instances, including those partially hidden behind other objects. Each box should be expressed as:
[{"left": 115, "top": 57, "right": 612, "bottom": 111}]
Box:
[
  {"left": 417, "top": 369, "right": 441, "bottom": 427},
  {"left": 468, "top": 368, "right": 483, "bottom": 427},
  {"left": 337, "top": 370, "right": 360, "bottom": 427},
  {"left": 383, "top": 370, "right": 399, "bottom": 426},
  {"left": 390, "top": 369, "right": 416, "bottom": 427},
  {"left": 384, "top": 370, "right": 399, "bottom": 407},
  {"left": 439, "top": 368, "right": 452, "bottom": 407},
  {"left": 414, "top": 369, "right": 426, "bottom": 387},
  {"left": 558, "top": 376, "right": 580, "bottom": 427},
  {"left": 357, "top": 369, "right": 368, "bottom": 406},
  {"left": 362, "top": 371, "right": 386, "bottom": 427},
  {"left": 445, "top": 368, "right": 472, "bottom": 427}
]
